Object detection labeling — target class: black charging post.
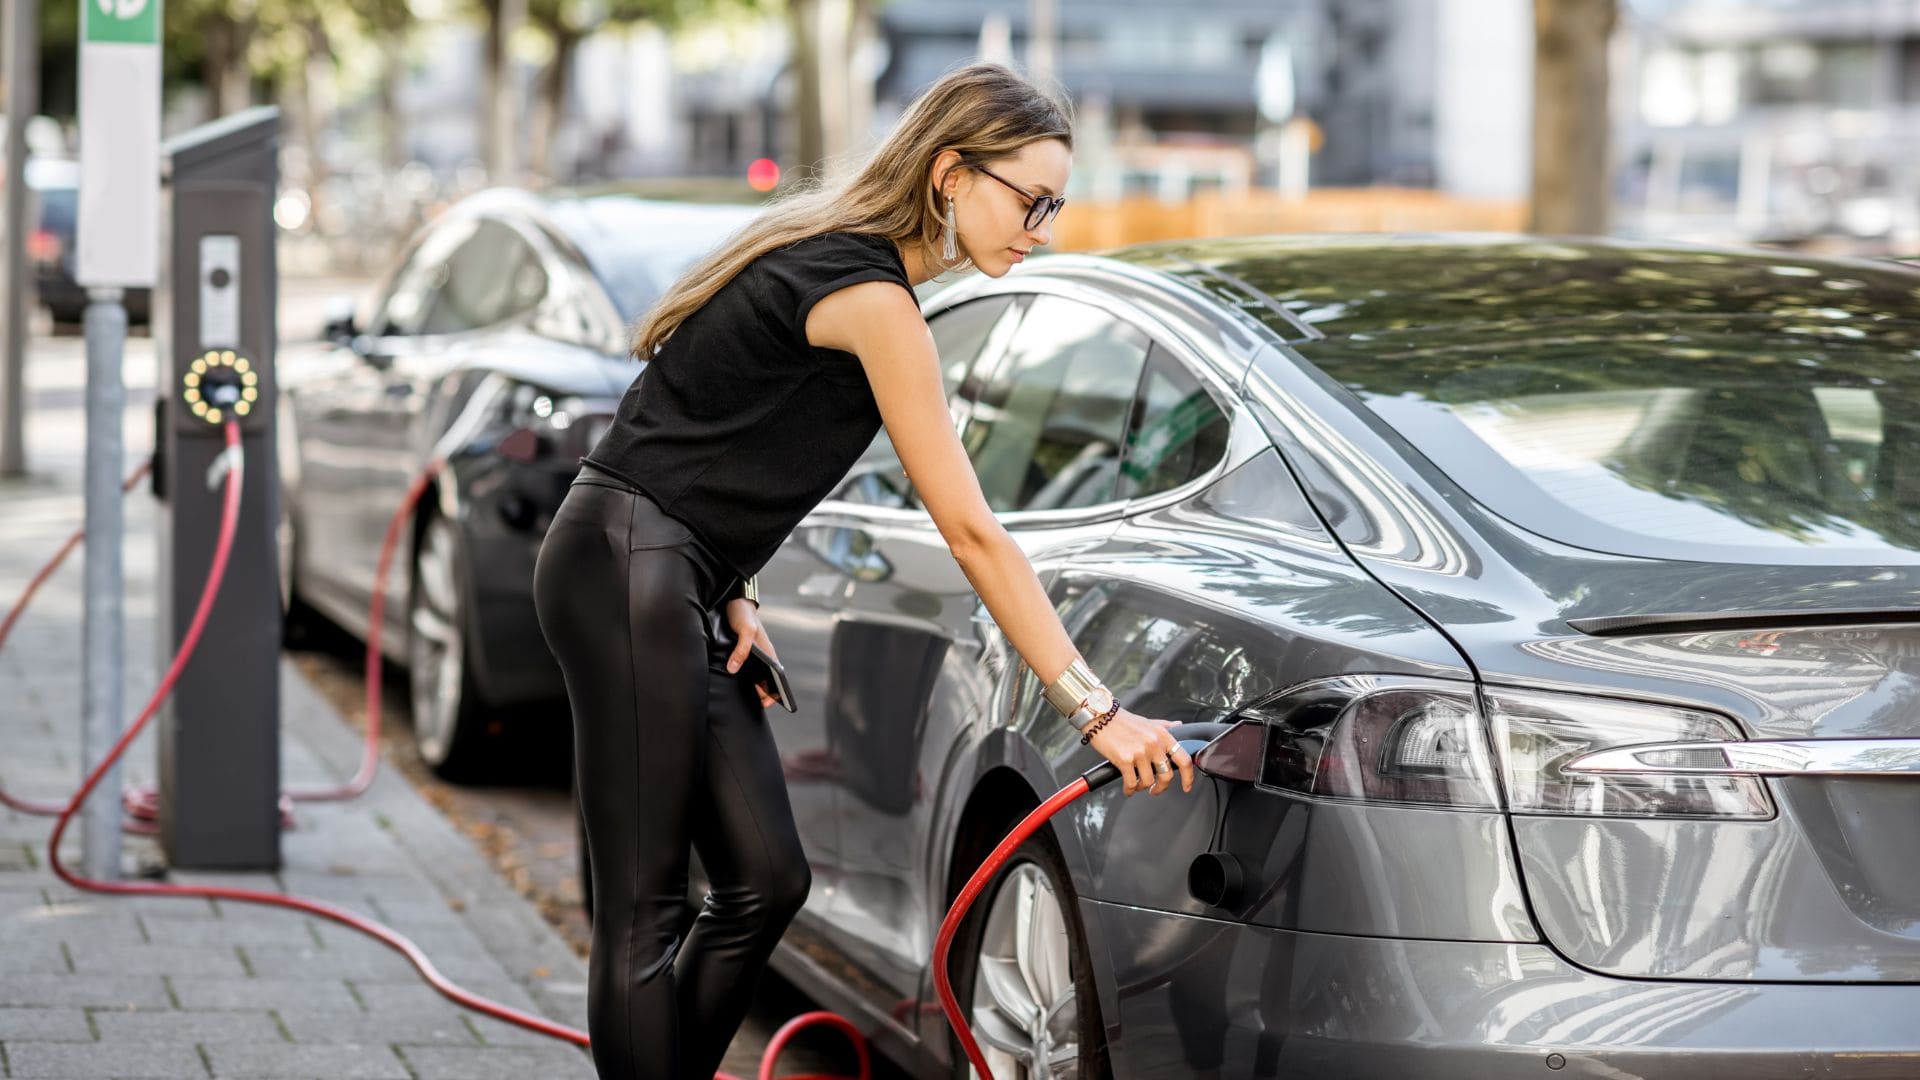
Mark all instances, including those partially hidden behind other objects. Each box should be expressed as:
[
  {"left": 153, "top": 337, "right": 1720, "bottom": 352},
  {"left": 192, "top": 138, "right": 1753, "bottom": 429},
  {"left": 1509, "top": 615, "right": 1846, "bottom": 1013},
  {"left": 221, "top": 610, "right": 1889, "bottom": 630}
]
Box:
[{"left": 154, "top": 107, "right": 282, "bottom": 870}]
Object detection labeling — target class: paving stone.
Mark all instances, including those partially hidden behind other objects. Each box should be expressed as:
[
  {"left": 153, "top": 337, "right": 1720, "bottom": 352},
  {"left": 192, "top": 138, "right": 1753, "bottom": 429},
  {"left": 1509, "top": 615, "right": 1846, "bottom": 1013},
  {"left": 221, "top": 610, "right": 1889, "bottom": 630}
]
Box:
[
  {"left": 202, "top": 1041, "right": 413, "bottom": 1079},
  {"left": 0, "top": 939, "right": 71, "bottom": 975},
  {"left": 136, "top": 913, "right": 326, "bottom": 948},
  {"left": 2, "top": 1039, "right": 211, "bottom": 1078},
  {"left": 64, "top": 941, "right": 249, "bottom": 977},
  {"left": 274, "top": 1002, "right": 480, "bottom": 1047},
  {"left": 395, "top": 1042, "right": 599, "bottom": 1079},
  {"left": 90, "top": 1006, "right": 285, "bottom": 1044},
  {"left": 0, "top": 1006, "right": 91, "bottom": 1041},
  {"left": 0, "top": 911, "right": 148, "bottom": 946},
  {"left": 239, "top": 941, "right": 506, "bottom": 984},
  {"left": 0, "top": 974, "right": 170, "bottom": 1009},
  {"left": 166, "top": 976, "right": 361, "bottom": 1013}
]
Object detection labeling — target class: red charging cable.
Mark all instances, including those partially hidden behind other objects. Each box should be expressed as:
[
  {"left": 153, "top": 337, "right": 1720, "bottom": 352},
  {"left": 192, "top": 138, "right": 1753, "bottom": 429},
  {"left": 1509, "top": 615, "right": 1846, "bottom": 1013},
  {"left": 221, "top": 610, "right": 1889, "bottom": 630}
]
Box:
[
  {"left": 35, "top": 422, "right": 593, "bottom": 1048},
  {"left": 933, "top": 773, "right": 1107, "bottom": 1080}
]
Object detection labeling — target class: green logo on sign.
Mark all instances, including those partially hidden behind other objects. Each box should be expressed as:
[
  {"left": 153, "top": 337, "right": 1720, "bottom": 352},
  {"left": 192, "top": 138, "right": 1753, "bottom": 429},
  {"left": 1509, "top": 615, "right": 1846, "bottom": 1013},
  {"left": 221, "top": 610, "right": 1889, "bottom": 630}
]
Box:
[{"left": 83, "top": 0, "right": 160, "bottom": 45}]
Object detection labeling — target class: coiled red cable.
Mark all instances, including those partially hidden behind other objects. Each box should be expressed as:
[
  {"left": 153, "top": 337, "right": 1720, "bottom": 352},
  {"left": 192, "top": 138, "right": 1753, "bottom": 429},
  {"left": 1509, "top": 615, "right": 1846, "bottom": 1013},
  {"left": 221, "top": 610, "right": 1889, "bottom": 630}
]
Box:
[{"left": 35, "top": 422, "right": 594, "bottom": 1048}]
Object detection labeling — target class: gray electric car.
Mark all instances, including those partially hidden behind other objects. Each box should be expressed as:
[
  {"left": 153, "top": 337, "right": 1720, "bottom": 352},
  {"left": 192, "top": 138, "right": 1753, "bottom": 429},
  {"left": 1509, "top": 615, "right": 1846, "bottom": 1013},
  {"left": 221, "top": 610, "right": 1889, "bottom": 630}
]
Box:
[
  {"left": 283, "top": 211, "right": 1920, "bottom": 1074},
  {"left": 741, "top": 236, "right": 1920, "bottom": 1078}
]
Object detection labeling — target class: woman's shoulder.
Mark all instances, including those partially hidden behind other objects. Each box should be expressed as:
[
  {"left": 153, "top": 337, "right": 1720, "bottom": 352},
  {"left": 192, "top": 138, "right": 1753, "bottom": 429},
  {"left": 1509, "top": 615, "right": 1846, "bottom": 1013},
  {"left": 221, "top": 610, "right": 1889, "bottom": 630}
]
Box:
[{"left": 770, "top": 230, "right": 906, "bottom": 274}]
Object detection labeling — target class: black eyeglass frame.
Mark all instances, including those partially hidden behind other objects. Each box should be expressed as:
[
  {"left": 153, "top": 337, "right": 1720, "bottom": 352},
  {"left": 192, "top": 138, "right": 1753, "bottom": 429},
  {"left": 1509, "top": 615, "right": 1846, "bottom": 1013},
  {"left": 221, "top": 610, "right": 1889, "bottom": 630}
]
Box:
[{"left": 967, "top": 163, "right": 1066, "bottom": 231}]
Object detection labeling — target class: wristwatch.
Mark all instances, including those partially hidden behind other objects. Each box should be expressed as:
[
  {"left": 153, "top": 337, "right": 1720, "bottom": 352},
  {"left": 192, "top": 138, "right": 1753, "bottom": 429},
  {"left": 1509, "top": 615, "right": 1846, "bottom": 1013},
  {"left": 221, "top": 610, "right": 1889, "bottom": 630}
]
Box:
[
  {"left": 1066, "top": 685, "right": 1117, "bottom": 733},
  {"left": 1044, "top": 658, "right": 1112, "bottom": 732}
]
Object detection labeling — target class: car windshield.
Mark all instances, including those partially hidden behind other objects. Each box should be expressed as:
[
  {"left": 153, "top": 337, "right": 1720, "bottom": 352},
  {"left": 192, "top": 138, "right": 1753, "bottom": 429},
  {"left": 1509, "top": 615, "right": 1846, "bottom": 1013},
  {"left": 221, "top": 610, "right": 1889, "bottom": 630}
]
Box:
[
  {"left": 546, "top": 198, "right": 761, "bottom": 321},
  {"left": 1287, "top": 316, "right": 1920, "bottom": 564}
]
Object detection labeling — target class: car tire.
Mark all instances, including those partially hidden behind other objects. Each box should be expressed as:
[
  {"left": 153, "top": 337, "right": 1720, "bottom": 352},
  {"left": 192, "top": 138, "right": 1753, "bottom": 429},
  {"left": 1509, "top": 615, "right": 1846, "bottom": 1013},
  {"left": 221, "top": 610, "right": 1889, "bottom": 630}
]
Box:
[
  {"left": 945, "top": 825, "right": 1111, "bottom": 1080},
  {"left": 407, "top": 513, "right": 498, "bottom": 781}
]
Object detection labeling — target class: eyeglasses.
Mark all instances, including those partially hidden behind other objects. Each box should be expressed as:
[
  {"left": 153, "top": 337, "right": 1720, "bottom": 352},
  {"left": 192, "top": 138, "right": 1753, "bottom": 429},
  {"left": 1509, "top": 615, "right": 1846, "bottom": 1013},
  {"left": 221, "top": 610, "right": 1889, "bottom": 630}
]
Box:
[{"left": 970, "top": 164, "right": 1066, "bottom": 231}]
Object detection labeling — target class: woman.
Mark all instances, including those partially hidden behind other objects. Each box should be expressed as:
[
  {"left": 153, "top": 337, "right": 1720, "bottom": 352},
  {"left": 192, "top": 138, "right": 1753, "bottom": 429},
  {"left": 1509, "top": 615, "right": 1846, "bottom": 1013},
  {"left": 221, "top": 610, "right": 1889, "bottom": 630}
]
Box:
[{"left": 533, "top": 61, "right": 1196, "bottom": 1080}]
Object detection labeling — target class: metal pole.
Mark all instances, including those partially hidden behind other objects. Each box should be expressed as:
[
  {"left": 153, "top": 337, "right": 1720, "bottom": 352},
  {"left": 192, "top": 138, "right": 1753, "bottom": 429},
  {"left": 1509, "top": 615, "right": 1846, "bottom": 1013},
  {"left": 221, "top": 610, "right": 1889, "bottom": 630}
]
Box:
[
  {"left": 1, "top": 0, "right": 37, "bottom": 478},
  {"left": 81, "top": 286, "right": 126, "bottom": 881}
]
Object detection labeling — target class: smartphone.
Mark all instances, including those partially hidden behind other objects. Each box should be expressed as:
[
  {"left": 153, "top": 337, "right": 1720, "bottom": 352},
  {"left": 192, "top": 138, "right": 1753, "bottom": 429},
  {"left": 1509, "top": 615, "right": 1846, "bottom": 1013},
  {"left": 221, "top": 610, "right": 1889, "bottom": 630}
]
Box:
[{"left": 741, "top": 641, "right": 797, "bottom": 713}]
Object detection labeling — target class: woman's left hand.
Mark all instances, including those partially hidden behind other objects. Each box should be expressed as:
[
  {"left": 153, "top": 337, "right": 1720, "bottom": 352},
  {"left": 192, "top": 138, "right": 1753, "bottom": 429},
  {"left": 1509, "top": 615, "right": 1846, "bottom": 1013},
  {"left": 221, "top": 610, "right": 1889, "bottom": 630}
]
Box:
[{"left": 724, "top": 598, "right": 781, "bottom": 708}]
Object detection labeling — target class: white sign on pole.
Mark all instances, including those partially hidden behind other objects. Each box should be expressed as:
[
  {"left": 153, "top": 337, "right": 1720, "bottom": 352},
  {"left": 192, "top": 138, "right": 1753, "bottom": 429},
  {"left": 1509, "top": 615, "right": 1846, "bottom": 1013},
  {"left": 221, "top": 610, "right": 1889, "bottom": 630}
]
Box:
[{"left": 76, "top": 0, "right": 162, "bottom": 287}]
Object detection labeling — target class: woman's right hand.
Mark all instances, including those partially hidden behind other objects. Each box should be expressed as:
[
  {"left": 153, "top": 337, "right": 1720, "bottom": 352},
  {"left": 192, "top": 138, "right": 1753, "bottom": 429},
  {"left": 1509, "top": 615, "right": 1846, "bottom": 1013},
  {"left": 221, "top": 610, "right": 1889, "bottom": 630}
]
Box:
[{"left": 1087, "top": 708, "right": 1195, "bottom": 796}]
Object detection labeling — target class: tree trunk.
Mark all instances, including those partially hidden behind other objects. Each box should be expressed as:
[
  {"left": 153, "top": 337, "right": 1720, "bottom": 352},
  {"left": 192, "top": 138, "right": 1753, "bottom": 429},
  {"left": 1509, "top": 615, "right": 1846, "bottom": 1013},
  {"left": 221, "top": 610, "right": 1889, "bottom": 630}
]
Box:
[
  {"left": 482, "top": 0, "right": 525, "bottom": 184},
  {"left": 786, "top": 0, "right": 825, "bottom": 177},
  {"left": 847, "top": 0, "right": 876, "bottom": 149},
  {"left": 379, "top": 35, "right": 406, "bottom": 175},
  {"left": 202, "top": 15, "right": 253, "bottom": 119},
  {"left": 1529, "top": 0, "right": 1617, "bottom": 234},
  {"left": 301, "top": 18, "right": 335, "bottom": 235},
  {"left": 530, "top": 28, "right": 579, "bottom": 183}
]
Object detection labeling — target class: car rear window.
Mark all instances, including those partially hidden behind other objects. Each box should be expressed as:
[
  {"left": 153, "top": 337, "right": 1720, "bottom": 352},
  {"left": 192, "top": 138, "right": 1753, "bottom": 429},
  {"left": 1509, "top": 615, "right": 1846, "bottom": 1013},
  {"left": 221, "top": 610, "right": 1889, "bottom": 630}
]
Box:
[{"left": 1289, "top": 320, "right": 1920, "bottom": 564}]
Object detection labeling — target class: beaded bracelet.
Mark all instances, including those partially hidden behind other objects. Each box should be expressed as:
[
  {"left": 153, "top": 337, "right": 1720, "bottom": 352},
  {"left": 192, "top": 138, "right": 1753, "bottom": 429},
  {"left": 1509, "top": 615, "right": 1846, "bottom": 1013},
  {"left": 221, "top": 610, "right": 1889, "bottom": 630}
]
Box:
[{"left": 1078, "top": 698, "right": 1123, "bottom": 746}]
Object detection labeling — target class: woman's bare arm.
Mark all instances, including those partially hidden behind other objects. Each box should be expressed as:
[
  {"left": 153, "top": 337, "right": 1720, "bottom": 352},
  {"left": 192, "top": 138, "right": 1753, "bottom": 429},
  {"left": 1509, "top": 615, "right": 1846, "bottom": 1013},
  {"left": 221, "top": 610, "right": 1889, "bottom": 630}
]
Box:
[{"left": 806, "top": 280, "right": 1193, "bottom": 795}]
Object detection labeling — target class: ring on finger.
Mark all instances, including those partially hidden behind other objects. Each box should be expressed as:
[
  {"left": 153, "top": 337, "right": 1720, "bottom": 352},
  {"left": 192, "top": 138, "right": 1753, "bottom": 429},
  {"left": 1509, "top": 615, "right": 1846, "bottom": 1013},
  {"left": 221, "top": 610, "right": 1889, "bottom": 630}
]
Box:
[{"left": 1154, "top": 758, "right": 1173, "bottom": 775}]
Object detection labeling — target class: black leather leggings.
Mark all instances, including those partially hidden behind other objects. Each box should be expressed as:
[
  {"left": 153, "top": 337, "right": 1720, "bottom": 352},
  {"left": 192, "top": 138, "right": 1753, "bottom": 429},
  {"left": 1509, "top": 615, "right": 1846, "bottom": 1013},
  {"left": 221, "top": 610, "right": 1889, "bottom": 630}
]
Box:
[{"left": 533, "top": 469, "right": 811, "bottom": 1080}]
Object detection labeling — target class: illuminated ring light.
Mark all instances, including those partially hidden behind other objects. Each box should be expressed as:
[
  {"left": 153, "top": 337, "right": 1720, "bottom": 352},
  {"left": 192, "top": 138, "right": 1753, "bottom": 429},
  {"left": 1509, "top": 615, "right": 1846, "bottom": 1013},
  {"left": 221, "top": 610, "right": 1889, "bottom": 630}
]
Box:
[{"left": 182, "top": 349, "right": 259, "bottom": 426}]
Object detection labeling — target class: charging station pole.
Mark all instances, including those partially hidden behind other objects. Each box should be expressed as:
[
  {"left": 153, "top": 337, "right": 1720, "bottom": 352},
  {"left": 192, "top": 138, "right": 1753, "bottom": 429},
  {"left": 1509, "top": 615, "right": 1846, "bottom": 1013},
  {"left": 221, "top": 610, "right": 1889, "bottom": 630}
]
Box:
[
  {"left": 75, "top": 0, "right": 163, "bottom": 881},
  {"left": 156, "top": 108, "right": 281, "bottom": 870}
]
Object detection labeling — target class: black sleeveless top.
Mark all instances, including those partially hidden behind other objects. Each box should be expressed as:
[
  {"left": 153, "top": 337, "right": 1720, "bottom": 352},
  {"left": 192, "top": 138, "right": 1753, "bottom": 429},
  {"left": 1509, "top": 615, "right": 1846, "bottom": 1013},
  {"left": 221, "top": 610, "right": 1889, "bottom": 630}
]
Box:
[{"left": 581, "top": 230, "right": 916, "bottom": 580}]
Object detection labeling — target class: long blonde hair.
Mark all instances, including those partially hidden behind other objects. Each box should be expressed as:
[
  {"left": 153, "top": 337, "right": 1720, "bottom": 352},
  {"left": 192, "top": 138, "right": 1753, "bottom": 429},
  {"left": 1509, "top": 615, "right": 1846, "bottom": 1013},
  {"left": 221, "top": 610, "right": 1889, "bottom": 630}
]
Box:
[{"left": 629, "top": 62, "right": 1073, "bottom": 359}]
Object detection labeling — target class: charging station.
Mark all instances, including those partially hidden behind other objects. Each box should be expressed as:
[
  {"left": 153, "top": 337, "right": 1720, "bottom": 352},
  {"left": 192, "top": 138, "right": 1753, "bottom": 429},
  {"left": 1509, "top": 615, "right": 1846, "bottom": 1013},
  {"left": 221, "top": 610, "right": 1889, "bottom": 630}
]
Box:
[{"left": 154, "top": 108, "right": 282, "bottom": 869}]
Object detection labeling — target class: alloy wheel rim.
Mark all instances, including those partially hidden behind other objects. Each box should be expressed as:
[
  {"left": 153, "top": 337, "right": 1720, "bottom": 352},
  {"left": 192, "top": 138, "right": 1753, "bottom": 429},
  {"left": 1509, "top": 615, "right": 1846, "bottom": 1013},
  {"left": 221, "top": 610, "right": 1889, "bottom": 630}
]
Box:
[
  {"left": 409, "top": 519, "right": 463, "bottom": 762},
  {"left": 968, "top": 860, "right": 1079, "bottom": 1078}
]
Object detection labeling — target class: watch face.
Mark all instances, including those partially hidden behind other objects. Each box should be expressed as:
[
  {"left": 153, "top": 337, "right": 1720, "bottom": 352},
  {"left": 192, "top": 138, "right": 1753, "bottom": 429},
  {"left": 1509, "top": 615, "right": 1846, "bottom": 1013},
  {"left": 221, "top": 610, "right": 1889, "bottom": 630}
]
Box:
[{"left": 1086, "top": 687, "right": 1115, "bottom": 714}]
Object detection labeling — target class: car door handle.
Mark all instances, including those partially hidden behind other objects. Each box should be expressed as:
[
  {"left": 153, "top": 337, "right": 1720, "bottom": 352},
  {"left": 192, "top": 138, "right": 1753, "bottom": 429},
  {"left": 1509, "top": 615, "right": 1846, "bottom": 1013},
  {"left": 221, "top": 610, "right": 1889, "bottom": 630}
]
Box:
[{"left": 1565, "top": 739, "right": 1920, "bottom": 777}]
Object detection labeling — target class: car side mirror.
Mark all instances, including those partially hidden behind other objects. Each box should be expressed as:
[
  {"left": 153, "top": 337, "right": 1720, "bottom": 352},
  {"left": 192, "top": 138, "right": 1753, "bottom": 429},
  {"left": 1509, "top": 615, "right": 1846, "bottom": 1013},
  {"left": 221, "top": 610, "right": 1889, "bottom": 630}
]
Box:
[{"left": 322, "top": 295, "right": 359, "bottom": 345}]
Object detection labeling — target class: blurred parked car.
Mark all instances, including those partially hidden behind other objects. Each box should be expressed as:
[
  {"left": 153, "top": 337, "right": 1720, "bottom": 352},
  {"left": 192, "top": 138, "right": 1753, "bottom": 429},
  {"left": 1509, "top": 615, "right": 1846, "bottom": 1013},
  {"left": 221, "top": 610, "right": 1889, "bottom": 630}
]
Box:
[
  {"left": 23, "top": 157, "right": 152, "bottom": 325},
  {"left": 274, "top": 188, "right": 760, "bottom": 776}
]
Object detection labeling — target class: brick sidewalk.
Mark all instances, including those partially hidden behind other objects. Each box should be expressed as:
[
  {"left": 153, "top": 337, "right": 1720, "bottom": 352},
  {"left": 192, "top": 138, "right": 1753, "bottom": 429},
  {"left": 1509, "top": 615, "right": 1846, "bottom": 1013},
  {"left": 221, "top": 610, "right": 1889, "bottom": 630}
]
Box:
[{"left": 0, "top": 329, "right": 596, "bottom": 1078}]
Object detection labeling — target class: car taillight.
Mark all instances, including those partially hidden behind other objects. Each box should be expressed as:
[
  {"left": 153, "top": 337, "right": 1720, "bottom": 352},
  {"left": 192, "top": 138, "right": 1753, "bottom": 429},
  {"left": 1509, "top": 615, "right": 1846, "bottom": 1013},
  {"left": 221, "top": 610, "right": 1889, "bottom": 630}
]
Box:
[
  {"left": 1228, "top": 676, "right": 1771, "bottom": 820},
  {"left": 1244, "top": 676, "right": 1502, "bottom": 810},
  {"left": 1486, "top": 687, "right": 1772, "bottom": 820}
]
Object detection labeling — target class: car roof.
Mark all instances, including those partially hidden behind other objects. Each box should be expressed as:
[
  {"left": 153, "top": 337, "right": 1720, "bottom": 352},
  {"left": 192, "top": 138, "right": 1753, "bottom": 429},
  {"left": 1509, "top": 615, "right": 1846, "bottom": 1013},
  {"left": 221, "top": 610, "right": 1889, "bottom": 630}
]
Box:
[
  {"left": 538, "top": 193, "right": 762, "bottom": 265},
  {"left": 1101, "top": 233, "right": 1920, "bottom": 342}
]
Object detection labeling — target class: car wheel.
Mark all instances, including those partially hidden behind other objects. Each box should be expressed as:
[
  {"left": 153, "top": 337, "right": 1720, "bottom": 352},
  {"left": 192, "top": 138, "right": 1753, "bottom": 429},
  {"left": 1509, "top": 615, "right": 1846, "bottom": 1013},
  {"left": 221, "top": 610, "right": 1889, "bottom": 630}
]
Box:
[
  {"left": 947, "top": 827, "right": 1110, "bottom": 1080},
  {"left": 408, "top": 513, "right": 497, "bottom": 780}
]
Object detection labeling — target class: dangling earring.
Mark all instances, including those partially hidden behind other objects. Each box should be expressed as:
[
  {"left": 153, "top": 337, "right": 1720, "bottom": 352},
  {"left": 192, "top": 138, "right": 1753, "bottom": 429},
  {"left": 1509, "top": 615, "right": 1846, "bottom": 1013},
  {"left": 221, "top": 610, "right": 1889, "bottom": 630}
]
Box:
[{"left": 941, "top": 194, "right": 959, "bottom": 262}]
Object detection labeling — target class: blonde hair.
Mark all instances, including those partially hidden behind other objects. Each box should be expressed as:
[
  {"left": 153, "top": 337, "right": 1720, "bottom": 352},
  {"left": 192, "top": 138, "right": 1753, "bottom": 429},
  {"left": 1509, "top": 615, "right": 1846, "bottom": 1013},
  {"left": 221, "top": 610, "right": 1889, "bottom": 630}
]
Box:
[{"left": 629, "top": 62, "right": 1073, "bottom": 359}]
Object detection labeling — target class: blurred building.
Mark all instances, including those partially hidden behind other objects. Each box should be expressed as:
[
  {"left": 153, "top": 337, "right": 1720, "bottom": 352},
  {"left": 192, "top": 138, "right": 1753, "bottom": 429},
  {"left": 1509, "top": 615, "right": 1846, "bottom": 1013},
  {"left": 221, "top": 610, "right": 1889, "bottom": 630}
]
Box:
[
  {"left": 869, "top": 0, "right": 1531, "bottom": 204},
  {"left": 1615, "top": 0, "right": 1920, "bottom": 252}
]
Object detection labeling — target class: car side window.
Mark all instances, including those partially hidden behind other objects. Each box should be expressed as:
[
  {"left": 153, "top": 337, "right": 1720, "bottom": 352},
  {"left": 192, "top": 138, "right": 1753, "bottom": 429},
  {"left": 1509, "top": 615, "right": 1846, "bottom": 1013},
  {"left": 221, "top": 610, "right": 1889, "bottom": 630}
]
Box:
[
  {"left": 828, "top": 296, "right": 1023, "bottom": 509},
  {"left": 962, "top": 295, "right": 1150, "bottom": 513},
  {"left": 371, "top": 217, "right": 478, "bottom": 337},
  {"left": 1117, "top": 346, "right": 1233, "bottom": 501},
  {"left": 418, "top": 220, "right": 549, "bottom": 336}
]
